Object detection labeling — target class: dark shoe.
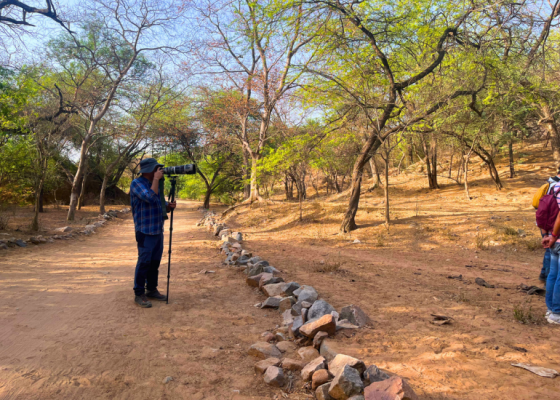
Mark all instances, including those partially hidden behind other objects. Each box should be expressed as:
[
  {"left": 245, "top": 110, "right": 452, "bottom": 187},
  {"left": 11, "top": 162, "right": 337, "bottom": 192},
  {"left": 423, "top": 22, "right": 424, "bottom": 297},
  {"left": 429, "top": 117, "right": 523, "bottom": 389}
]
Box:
[
  {"left": 539, "top": 274, "right": 548, "bottom": 283},
  {"left": 146, "top": 290, "right": 167, "bottom": 301},
  {"left": 135, "top": 294, "right": 152, "bottom": 308}
]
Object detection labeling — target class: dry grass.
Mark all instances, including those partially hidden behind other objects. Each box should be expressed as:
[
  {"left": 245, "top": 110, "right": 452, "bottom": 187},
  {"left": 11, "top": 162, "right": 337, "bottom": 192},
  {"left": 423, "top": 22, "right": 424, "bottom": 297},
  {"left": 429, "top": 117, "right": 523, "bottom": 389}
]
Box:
[
  {"left": 310, "top": 252, "right": 345, "bottom": 273},
  {"left": 513, "top": 299, "right": 547, "bottom": 325}
]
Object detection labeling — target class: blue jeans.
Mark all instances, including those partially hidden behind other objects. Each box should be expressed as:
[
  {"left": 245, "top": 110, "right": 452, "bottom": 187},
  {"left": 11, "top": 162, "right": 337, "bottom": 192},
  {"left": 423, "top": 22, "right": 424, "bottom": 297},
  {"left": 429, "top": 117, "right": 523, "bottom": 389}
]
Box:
[
  {"left": 134, "top": 231, "right": 164, "bottom": 296},
  {"left": 546, "top": 243, "right": 560, "bottom": 313},
  {"left": 541, "top": 233, "right": 551, "bottom": 281}
]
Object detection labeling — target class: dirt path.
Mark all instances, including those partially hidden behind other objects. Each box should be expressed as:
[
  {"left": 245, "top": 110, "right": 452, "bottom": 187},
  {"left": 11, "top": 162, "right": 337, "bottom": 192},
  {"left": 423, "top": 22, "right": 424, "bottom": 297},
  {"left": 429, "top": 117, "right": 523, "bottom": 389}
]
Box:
[{"left": 0, "top": 202, "right": 280, "bottom": 400}]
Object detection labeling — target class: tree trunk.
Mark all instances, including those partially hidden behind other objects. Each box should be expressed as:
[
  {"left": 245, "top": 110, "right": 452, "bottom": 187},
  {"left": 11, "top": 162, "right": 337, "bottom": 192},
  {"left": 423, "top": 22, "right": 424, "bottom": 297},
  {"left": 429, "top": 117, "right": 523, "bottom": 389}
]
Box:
[
  {"left": 340, "top": 135, "right": 383, "bottom": 233},
  {"left": 298, "top": 179, "right": 303, "bottom": 222},
  {"left": 429, "top": 134, "right": 439, "bottom": 188},
  {"left": 203, "top": 186, "right": 212, "bottom": 209},
  {"left": 67, "top": 135, "right": 92, "bottom": 220},
  {"left": 99, "top": 174, "right": 109, "bottom": 214},
  {"left": 370, "top": 158, "right": 380, "bottom": 188},
  {"left": 77, "top": 166, "right": 88, "bottom": 210},
  {"left": 242, "top": 149, "right": 251, "bottom": 199},
  {"left": 464, "top": 153, "right": 471, "bottom": 200},
  {"left": 508, "top": 139, "right": 515, "bottom": 178},
  {"left": 38, "top": 186, "right": 44, "bottom": 213},
  {"left": 384, "top": 156, "right": 390, "bottom": 225},
  {"left": 32, "top": 175, "right": 46, "bottom": 231},
  {"left": 541, "top": 103, "right": 560, "bottom": 168},
  {"left": 249, "top": 154, "right": 259, "bottom": 202}
]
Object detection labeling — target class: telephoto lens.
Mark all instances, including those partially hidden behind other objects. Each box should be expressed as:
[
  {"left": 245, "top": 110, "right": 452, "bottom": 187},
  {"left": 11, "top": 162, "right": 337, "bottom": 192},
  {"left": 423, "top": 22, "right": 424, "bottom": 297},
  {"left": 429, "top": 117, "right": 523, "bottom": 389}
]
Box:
[{"left": 162, "top": 164, "right": 196, "bottom": 175}]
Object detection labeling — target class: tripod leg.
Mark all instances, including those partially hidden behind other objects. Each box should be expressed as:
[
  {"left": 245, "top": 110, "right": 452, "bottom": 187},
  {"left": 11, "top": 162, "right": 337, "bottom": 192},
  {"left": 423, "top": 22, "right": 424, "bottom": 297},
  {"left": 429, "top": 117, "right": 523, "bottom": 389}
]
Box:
[{"left": 166, "top": 177, "right": 176, "bottom": 305}]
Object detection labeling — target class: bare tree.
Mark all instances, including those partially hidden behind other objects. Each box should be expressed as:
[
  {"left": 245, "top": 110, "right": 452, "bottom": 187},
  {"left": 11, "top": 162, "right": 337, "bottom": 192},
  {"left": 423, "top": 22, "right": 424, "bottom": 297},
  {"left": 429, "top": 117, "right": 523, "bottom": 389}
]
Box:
[{"left": 47, "top": 0, "right": 185, "bottom": 221}]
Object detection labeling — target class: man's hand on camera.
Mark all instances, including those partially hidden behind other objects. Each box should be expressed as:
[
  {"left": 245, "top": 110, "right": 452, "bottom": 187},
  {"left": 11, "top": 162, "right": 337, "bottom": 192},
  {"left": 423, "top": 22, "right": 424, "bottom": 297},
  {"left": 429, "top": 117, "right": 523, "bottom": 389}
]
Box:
[
  {"left": 167, "top": 202, "right": 176, "bottom": 212},
  {"left": 154, "top": 167, "right": 164, "bottom": 181}
]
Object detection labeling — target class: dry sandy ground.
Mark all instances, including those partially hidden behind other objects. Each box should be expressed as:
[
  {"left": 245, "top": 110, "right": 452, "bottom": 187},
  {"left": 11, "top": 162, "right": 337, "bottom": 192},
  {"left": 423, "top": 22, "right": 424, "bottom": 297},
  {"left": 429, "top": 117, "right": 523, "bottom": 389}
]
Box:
[{"left": 0, "top": 202, "right": 284, "bottom": 400}]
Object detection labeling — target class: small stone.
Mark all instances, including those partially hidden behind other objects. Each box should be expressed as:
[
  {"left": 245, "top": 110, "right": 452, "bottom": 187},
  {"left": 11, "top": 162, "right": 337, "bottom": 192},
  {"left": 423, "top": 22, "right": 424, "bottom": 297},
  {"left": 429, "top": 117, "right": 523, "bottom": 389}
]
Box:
[
  {"left": 336, "top": 319, "right": 360, "bottom": 331},
  {"left": 348, "top": 396, "right": 365, "bottom": 400},
  {"left": 301, "top": 356, "right": 326, "bottom": 381},
  {"left": 316, "top": 383, "right": 336, "bottom": 400},
  {"left": 279, "top": 296, "right": 296, "bottom": 312},
  {"left": 162, "top": 376, "right": 173, "bottom": 384},
  {"left": 282, "top": 358, "right": 305, "bottom": 371},
  {"left": 299, "top": 346, "right": 320, "bottom": 363},
  {"left": 15, "top": 239, "right": 27, "bottom": 247},
  {"left": 254, "top": 357, "right": 281, "bottom": 374},
  {"left": 291, "top": 315, "right": 304, "bottom": 335},
  {"left": 362, "top": 365, "right": 390, "bottom": 386},
  {"left": 353, "top": 239, "right": 361, "bottom": 244},
  {"left": 241, "top": 250, "right": 252, "bottom": 257},
  {"left": 282, "top": 309, "right": 295, "bottom": 326},
  {"left": 308, "top": 300, "right": 335, "bottom": 320},
  {"left": 261, "top": 296, "right": 282, "bottom": 309},
  {"left": 300, "top": 314, "right": 337, "bottom": 338},
  {"left": 0, "top": 243, "right": 8, "bottom": 250},
  {"left": 292, "top": 302, "right": 303, "bottom": 316},
  {"left": 329, "top": 354, "right": 366, "bottom": 377},
  {"left": 275, "top": 331, "right": 289, "bottom": 342},
  {"left": 249, "top": 256, "right": 264, "bottom": 264},
  {"left": 222, "top": 236, "right": 238, "bottom": 243},
  {"left": 213, "top": 224, "right": 224, "bottom": 236},
  {"left": 328, "top": 365, "right": 364, "bottom": 399},
  {"left": 313, "top": 331, "right": 329, "bottom": 349},
  {"left": 312, "top": 369, "right": 333, "bottom": 390},
  {"left": 276, "top": 341, "right": 297, "bottom": 353},
  {"left": 262, "top": 332, "right": 275, "bottom": 343},
  {"left": 263, "top": 366, "right": 285, "bottom": 387},
  {"left": 254, "top": 260, "right": 270, "bottom": 268},
  {"left": 364, "top": 376, "right": 418, "bottom": 400},
  {"left": 340, "top": 305, "right": 371, "bottom": 328},
  {"left": 248, "top": 342, "right": 282, "bottom": 359},
  {"left": 301, "top": 301, "right": 313, "bottom": 308},
  {"left": 320, "top": 339, "right": 339, "bottom": 362},
  {"left": 55, "top": 226, "right": 72, "bottom": 232}
]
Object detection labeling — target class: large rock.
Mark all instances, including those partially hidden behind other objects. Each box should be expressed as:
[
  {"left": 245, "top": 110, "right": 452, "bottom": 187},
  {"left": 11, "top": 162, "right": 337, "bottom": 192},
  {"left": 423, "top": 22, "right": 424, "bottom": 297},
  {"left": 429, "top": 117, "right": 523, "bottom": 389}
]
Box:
[
  {"left": 246, "top": 264, "right": 264, "bottom": 277},
  {"left": 247, "top": 272, "right": 270, "bottom": 287},
  {"left": 320, "top": 339, "right": 339, "bottom": 362},
  {"left": 262, "top": 282, "right": 300, "bottom": 297},
  {"left": 300, "top": 314, "right": 337, "bottom": 338},
  {"left": 328, "top": 365, "right": 364, "bottom": 400},
  {"left": 329, "top": 354, "right": 366, "bottom": 377},
  {"left": 276, "top": 341, "right": 297, "bottom": 353},
  {"left": 263, "top": 265, "right": 280, "bottom": 274},
  {"left": 254, "top": 260, "right": 270, "bottom": 267},
  {"left": 282, "top": 358, "right": 305, "bottom": 371},
  {"left": 308, "top": 300, "right": 336, "bottom": 320},
  {"left": 213, "top": 224, "right": 224, "bottom": 236},
  {"left": 301, "top": 356, "right": 326, "bottom": 381},
  {"left": 263, "top": 366, "right": 285, "bottom": 387},
  {"left": 254, "top": 357, "right": 281, "bottom": 374},
  {"left": 362, "top": 365, "right": 390, "bottom": 386},
  {"left": 296, "top": 286, "right": 319, "bottom": 303},
  {"left": 248, "top": 342, "right": 282, "bottom": 359},
  {"left": 340, "top": 305, "right": 371, "bottom": 328},
  {"left": 260, "top": 275, "right": 284, "bottom": 288},
  {"left": 316, "top": 383, "right": 335, "bottom": 400},
  {"left": 261, "top": 296, "right": 282, "bottom": 309},
  {"left": 312, "top": 369, "right": 333, "bottom": 390},
  {"left": 364, "top": 376, "right": 418, "bottom": 400},
  {"left": 298, "top": 346, "right": 320, "bottom": 363}
]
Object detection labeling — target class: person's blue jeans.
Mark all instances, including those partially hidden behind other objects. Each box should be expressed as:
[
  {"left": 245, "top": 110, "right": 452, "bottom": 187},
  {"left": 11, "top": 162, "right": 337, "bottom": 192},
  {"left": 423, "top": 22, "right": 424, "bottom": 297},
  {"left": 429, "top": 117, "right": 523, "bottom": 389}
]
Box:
[
  {"left": 541, "top": 232, "right": 551, "bottom": 281},
  {"left": 546, "top": 243, "right": 560, "bottom": 313},
  {"left": 134, "top": 231, "right": 164, "bottom": 296}
]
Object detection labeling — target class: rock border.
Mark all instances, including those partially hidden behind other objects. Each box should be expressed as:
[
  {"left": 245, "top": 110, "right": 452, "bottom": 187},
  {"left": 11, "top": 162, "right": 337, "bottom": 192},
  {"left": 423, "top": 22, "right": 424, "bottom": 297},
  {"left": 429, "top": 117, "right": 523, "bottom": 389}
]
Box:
[
  {"left": 0, "top": 208, "right": 131, "bottom": 251},
  {"left": 196, "top": 210, "right": 419, "bottom": 400}
]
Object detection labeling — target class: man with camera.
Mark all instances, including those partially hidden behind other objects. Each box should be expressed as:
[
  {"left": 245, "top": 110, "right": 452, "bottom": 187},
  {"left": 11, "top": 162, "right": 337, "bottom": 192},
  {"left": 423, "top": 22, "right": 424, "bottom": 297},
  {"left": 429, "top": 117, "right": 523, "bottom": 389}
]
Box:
[{"left": 130, "top": 158, "right": 176, "bottom": 308}]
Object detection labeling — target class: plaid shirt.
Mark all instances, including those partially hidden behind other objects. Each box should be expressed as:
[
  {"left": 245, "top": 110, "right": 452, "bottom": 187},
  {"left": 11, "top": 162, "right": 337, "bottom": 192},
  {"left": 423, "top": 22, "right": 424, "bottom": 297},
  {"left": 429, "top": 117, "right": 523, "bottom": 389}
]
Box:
[{"left": 130, "top": 177, "right": 164, "bottom": 235}]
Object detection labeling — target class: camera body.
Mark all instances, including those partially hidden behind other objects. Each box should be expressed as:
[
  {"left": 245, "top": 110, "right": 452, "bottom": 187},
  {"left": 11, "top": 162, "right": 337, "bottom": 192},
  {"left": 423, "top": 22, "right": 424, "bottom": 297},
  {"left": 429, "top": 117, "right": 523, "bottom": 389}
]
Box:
[{"left": 161, "top": 164, "right": 196, "bottom": 175}]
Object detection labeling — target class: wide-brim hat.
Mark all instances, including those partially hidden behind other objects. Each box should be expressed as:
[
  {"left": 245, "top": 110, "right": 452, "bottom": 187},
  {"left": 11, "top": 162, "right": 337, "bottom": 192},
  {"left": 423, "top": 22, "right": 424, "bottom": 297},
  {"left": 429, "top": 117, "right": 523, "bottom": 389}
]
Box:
[{"left": 139, "top": 158, "right": 164, "bottom": 174}]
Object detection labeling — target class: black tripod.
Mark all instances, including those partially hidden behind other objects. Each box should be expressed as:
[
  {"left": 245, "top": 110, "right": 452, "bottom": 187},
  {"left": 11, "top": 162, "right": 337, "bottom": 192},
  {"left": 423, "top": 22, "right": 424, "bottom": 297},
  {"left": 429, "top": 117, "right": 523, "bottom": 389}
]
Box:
[{"left": 165, "top": 175, "right": 177, "bottom": 305}]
